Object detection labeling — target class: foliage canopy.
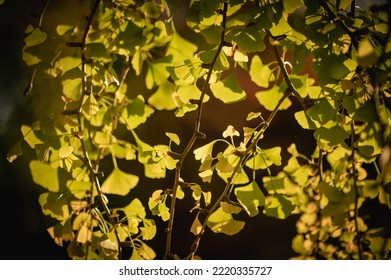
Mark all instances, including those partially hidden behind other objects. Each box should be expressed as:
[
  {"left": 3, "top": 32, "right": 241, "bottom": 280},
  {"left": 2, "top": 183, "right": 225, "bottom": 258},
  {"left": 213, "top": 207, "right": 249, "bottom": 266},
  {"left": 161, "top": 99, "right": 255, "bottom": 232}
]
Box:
[{"left": 6, "top": 0, "right": 391, "bottom": 259}]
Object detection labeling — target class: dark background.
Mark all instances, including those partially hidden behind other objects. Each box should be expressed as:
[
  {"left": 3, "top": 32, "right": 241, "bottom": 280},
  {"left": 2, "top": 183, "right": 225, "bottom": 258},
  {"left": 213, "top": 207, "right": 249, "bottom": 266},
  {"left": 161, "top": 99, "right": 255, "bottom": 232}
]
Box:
[{"left": 0, "top": 0, "right": 384, "bottom": 260}]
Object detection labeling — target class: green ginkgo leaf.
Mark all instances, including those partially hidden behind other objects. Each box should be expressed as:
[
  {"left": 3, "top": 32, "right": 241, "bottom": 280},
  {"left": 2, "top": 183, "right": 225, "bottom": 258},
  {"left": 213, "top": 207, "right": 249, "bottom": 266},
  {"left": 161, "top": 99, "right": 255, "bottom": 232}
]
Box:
[
  {"left": 145, "top": 56, "right": 172, "bottom": 89},
  {"left": 39, "top": 192, "right": 70, "bottom": 221},
  {"left": 222, "top": 125, "right": 240, "bottom": 138},
  {"left": 234, "top": 181, "right": 265, "bottom": 217},
  {"left": 263, "top": 194, "right": 295, "bottom": 219},
  {"left": 255, "top": 85, "right": 291, "bottom": 111},
  {"left": 165, "top": 132, "right": 180, "bottom": 145},
  {"left": 24, "top": 27, "right": 47, "bottom": 47},
  {"left": 190, "top": 214, "right": 203, "bottom": 235},
  {"left": 206, "top": 207, "right": 245, "bottom": 235},
  {"left": 59, "top": 143, "right": 73, "bottom": 158},
  {"left": 148, "top": 82, "right": 176, "bottom": 110},
  {"left": 62, "top": 78, "right": 82, "bottom": 101},
  {"left": 30, "top": 161, "right": 61, "bottom": 192},
  {"left": 250, "top": 55, "right": 275, "bottom": 88},
  {"left": 210, "top": 74, "right": 246, "bottom": 104},
  {"left": 101, "top": 168, "right": 139, "bottom": 196},
  {"left": 123, "top": 198, "right": 146, "bottom": 219},
  {"left": 140, "top": 219, "right": 157, "bottom": 240}
]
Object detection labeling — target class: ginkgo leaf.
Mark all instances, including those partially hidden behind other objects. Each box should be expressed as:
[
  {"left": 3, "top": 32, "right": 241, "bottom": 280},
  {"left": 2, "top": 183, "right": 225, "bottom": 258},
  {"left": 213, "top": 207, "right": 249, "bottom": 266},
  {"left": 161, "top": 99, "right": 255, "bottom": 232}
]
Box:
[
  {"left": 39, "top": 192, "right": 70, "bottom": 221},
  {"left": 166, "top": 32, "right": 198, "bottom": 62},
  {"left": 194, "top": 140, "right": 218, "bottom": 162},
  {"left": 190, "top": 214, "right": 203, "bottom": 235},
  {"left": 221, "top": 201, "right": 242, "bottom": 214},
  {"left": 121, "top": 95, "right": 155, "bottom": 130},
  {"left": 148, "top": 82, "right": 176, "bottom": 110},
  {"left": 59, "top": 143, "right": 73, "bottom": 158},
  {"left": 123, "top": 198, "right": 146, "bottom": 219},
  {"left": 30, "top": 161, "right": 60, "bottom": 192},
  {"left": 210, "top": 74, "right": 246, "bottom": 104},
  {"left": 250, "top": 55, "right": 275, "bottom": 88},
  {"left": 263, "top": 194, "right": 295, "bottom": 219},
  {"left": 145, "top": 56, "right": 172, "bottom": 89},
  {"left": 231, "top": 25, "right": 266, "bottom": 52},
  {"left": 101, "top": 168, "right": 139, "bottom": 196},
  {"left": 246, "top": 112, "right": 262, "bottom": 121},
  {"left": 166, "top": 132, "right": 180, "bottom": 145},
  {"left": 234, "top": 181, "right": 266, "bottom": 217},
  {"left": 62, "top": 78, "right": 82, "bottom": 101},
  {"left": 206, "top": 207, "right": 245, "bottom": 235},
  {"left": 255, "top": 85, "right": 291, "bottom": 111},
  {"left": 24, "top": 27, "right": 47, "bottom": 47},
  {"left": 222, "top": 125, "right": 240, "bottom": 138},
  {"left": 140, "top": 219, "right": 157, "bottom": 240},
  {"left": 148, "top": 190, "right": 170, "bottom": 221}
]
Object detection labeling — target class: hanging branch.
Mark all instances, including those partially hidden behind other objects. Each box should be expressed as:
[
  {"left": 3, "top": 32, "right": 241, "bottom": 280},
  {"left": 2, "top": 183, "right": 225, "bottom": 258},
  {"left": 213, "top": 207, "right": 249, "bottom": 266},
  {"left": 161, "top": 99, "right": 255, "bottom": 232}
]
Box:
[
  {"left": 163, "top": 2, "right": 229, "bottom": 260},
  {"left": 69, "top": 0, "right": 123, "bottom": 259}
]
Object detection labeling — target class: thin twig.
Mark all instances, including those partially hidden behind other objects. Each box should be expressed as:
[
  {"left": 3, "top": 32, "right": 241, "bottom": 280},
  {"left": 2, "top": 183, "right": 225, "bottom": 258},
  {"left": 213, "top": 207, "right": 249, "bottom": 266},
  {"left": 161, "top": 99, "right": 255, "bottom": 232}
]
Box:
[
  {"left": 73, "top": 0, "right": 123, "bottom": 259},
  {"left": 164, "top": 2, "right": 229, "bottom": 260}
]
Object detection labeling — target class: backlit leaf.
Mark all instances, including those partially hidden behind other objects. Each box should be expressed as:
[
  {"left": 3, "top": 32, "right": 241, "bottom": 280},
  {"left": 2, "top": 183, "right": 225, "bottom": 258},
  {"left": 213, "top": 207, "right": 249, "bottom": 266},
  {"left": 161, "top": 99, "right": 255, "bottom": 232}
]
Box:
[
  {"left": 230, "top": 25, "right": 266, "bottom": 52},
  {"left": 24, "top": 28, "right": 46, "bottom": 47},
  {"left": 166, "top": 132, "right": 180, "bottom": 145},
  {"left": 314, "top": 124, "right": 350, "bottom": 149},
  {"left": 255, "top": 86, "right": 291, "bottom": 111},
  {"left": 148, "top": 190, "right": 170, "bottom": 221},
  {"left": 140, "top": 219, "right": 156, "bottom": 240},
  {"left": 62, "top": 78, "right": 82, "bottom": 101},
  {"left": 246, "top": 147, "right": 282, "bottom": 169},
  {"left": 206, "top": 207, "right": 245, "bottom": 235},
  {"left": 222, "top": 125, "right": 240, "bottom": 138},
  {"left": 249, "top": 55, "right": 275, "bottom": 88},
  {"left": 59, "top": 143, "right": 73, "bottom": 158},
  {"left": 121, "top": 95, "right": 155, "bottom": 130},
  {"left": 234, "top": 181, "right": 266, "bottom": 217},
  {"left": 123, "top": 198, "right": 146, "bottom": 219},
  {"left": 148, "top": 81, "right": 176, "bottom": 110},
  {"left": 210, "top": 74, "right": 246, "bottom": 104},
  {"left": 145, "top": 56, "right": 172, "bottom": 89},
  {"left": 30, "top": 161, "right": 60, "bottom": 192},
  {"left": 263, "top": 194, "right": 295, "bottom": 219},
  {"left": 221, "top": 201, "right": 242, "bottom": 214},
  {"left": 190, "top": 214, "right": 203, "bottom": 235},
  {"left": 294, "top": 110, "right": 318, "bottom": 130},
  {"left": 101, "top": 168, "right": 139, "bottom": 196},
  {"left": 39, "top": 192, "right": 70, "bottom": 221}
]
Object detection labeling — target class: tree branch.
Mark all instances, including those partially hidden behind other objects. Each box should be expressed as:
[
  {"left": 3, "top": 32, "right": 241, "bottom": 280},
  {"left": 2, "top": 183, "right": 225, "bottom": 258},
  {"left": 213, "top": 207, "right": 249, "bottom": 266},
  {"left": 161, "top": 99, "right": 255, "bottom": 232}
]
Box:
[
  {"left": 73, "top": 0, "right": 123, "bottom": 259},
  {"left": 164, "top": 2, "right": 229, "bottom": 260}
]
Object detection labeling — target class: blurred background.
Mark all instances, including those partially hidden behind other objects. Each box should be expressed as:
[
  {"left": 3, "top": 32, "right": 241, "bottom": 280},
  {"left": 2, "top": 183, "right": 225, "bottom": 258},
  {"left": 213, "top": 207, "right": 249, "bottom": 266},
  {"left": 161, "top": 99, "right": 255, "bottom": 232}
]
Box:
[{"left": 0, "top": 0, "right": 385, "bottom": 260}]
